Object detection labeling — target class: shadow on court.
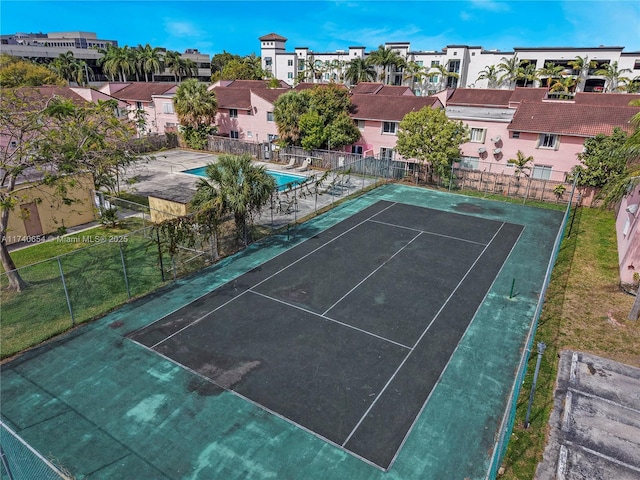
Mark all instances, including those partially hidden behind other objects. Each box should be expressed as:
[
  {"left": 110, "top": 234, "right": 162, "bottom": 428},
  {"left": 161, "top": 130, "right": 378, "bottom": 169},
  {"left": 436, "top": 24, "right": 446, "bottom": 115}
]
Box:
[{"left": 1, "top": 185, "right": 564, "bottom": 479}]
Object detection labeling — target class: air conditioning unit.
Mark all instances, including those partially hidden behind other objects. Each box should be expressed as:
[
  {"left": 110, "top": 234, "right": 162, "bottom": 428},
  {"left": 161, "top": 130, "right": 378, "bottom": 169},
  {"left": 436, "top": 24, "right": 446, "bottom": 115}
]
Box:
[
  {"left": 493, "top": 148, "right": 502, "bottom": 155},
  {"left": 478, "top": 147, "right": 486, "bottom": 154},
  {"left": 491, "top": 135, "right": 501, "bottom": 143}
]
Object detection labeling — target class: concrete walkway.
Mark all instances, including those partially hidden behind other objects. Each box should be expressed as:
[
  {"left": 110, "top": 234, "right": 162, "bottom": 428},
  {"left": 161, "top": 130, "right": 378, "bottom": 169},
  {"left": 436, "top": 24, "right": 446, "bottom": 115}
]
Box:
[{"left": 536, "top": 350, "right": 640, "bottom": 479}]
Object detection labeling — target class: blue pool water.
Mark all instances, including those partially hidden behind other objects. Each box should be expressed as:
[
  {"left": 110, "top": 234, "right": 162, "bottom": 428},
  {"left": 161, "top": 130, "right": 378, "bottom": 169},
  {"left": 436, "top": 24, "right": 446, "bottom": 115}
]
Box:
[{"left": 182, "top": 166, "right": 306, "bottom": 191}]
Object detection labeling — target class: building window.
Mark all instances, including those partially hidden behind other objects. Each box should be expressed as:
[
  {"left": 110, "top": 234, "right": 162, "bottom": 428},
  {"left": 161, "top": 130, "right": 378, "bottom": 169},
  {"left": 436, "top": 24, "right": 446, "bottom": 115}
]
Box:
[
  {"left": 230, "top": 130, "right": 239, "bottom": 139},
  {"left": 247, "top": 131, "right": 253, "bottom": 138},
  {"left": 229, "top": 109, "right": 238, "bottom": 118},
  {"left": 511, "top": 131, "right": 520, "bottom": 139},
  {"left": 288, "top": 59, "right": 293, "bottom": 66},
  {"left": 352, "top": 145, "right": 363, "bottom": 155},
  {"left": 267, "top": 112, "right": 274, "bottom": 122},
  {"left": 416, "top": 60, "right": 423, "bottom": 67},
  {"left": 470, "top": 128, "right": 487, "bottom": 143},
  {"left": 532, "top": 165, "right": 552, "bottom": 180},
  {"left": 458, "top": 156, "right": 479, "bottom": 170},
  {"left": 380, "top": 147, "right": 394, "bottom": 160},
  {"left": 162, "top": 102, "right": 174, "bottom": 114},
  {"left": 136, "top": 101, "right": 143, "bottom": 110},
  {"left": 538, "top": 133, "right": 559, "bottom": 149},
  {"left": 288, "top": 72, "right": 293, "bottom": 79},
  {"left": 267, "top": 134, "right": 278, "bottom": 142},
  {"left": 382, "top": 122, "right": 397, "bottom": 134},
  {"left": 357, "top": 120, "right": 365, "bottom": 130},
  {"left": 431, "top": 61, "right": 439, "bottom": 68},
  {"left": 265, "top": 57, "right": 272, "bottom": 67},
  {"left": 429, "top": 75, "right": 439, "bottom": 84}
]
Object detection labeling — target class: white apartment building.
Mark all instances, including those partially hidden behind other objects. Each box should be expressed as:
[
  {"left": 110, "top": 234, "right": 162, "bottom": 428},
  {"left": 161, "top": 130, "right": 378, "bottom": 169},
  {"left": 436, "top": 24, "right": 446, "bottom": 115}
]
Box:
[{"left": 259, "top": 33, "right": 640, "bottom": 93}]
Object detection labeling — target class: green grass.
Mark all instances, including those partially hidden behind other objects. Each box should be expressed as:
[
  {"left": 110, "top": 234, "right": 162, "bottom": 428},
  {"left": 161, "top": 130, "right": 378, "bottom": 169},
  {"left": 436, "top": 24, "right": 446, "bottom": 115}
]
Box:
[
  {"left": 499, "top": 206, "right": 639, "bottom": 478},
  {"left": 1, "top": 218, "right": 162, "bottom": 359}
]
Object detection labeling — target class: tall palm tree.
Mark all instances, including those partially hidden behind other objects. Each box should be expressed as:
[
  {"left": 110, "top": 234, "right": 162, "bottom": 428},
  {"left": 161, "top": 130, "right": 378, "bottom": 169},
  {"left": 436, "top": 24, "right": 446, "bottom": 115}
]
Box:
[
  {"left": 567, "top": 55, "right": 597, "bottom": 92},
  {"left": 137, "top": 44, "right": 164, "bottom": 82},
  {"left": 366, "top": 45, "right": 405, "bottom": 85},
  {"left": 49, "top": 51, "right": 77, "bottom": 85},
  {"left": 429, "top": 62, "right": 460, "bottom": 92},
  {"left": 538, "top": 62, "right": 565, "bottom": 88},
  {"left": 72, "top": 59, "right": 93, "bottom": 86},
  {"left": 497, "top": 55, "right": 520, "bottom": 89},
  {"left": 164, "top": 51, "right": 183, "bottom": 82},
  {"left": 303, "top": 55, "right": 324, "bottom": 83},
  {"left": 595, "top": 61, "right": 633, "bottom": 92},
  {"left": 476, "top": 65, "right": 501, "bottom": 88},
  {"left": 98, "top": 45, "right": 135, "bottom": 82},
  {"left": 173, "top": 78, "right": 217, "bottom": 128},
  {"left": 403, "top": 61, "right": 427, "bottom": 93},
  {"left": 344, "top": 58, "right": 376, "bottom": 86},
  {"left": 192, "top": 155, "right": 276, "bottom": 246},
  {"left": 517, "top": 62, "right": 539, "bottom": 87}
]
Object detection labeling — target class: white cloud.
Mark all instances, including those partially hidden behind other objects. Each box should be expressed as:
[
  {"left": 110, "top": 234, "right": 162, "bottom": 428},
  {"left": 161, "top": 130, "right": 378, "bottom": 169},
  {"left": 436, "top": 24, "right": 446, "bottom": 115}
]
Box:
[
  {"left": 468, "top": 0, "right": 510, "bottom": 12},
  {"left": 164, "top": 20, "right": 204, "bottom": 38}
]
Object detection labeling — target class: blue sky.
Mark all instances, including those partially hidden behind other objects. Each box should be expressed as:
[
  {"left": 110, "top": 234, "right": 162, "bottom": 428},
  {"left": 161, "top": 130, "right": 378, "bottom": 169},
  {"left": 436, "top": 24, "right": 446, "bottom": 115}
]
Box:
[{"left": 1, "top": 1, "right": 639, "bottom": 56}]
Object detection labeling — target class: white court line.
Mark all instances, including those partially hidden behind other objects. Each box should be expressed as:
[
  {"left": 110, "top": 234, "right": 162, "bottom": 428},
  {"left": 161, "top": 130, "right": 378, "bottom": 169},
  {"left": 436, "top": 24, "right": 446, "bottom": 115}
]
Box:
[
  {"left": 385, "top": 223, "right": 524, "bottom": 471},
  {"left": 129, "top": 337, "right": 388, "bottom": 472},
  {"left": 249, "top": 290, "right": 412, "bottom": 350},
  {"left": 150, "top": 202, "right": 399, "bottom": 348},
  {"left": 342, "top": 222, "right": 507, "bottom": 447},
  {"left": 368, "top": 219, "right": 488, "bottom": 246},
  {"left": 322, "top": 231, "right": 423, "bottom": 316}
]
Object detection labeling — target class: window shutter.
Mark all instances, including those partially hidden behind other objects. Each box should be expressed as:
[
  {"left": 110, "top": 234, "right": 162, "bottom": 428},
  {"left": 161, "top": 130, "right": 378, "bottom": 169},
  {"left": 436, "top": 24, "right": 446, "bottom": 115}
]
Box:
[
  {"left": 481, "top": 129, "right": 487, "bottom": 143},
  {"left": 554, "top": 135, "right": 560, "bottom": 151},
  {"left": 535, "top": 134, "right": 541, "bottom": 148}
]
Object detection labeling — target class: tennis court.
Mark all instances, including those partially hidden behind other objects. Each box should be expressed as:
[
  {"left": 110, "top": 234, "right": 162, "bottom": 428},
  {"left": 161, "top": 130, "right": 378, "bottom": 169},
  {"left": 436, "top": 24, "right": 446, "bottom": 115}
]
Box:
[
  {"left": 129, "top": 200, "right": 523, "bottom": 470},
  {"left": 0, "top": 185, "right": 565, "bottom": 479}
]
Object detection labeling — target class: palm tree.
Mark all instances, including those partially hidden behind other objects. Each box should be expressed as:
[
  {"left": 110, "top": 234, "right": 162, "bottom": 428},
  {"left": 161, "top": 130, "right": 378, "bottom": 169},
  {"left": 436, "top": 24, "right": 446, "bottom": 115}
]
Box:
[
  {"left": 72, "top": 60, "right": 93, "bottom": 86},
  {"left": 476, "top": 65, "right": 501, "bottom": 88},
  {"left": 344, "top": 58, "right": 376, "bottom": 86},
  {"left": 49, "top": 51, "right": 77, "bottom": 85},
  {"left": 192, "top": 155, "right": 276, "bottom": 246},
  {"left": 164, "top": 51, "right": 183, "bottom": 82},
  {"left": 508, "top": 150, "right": 534, "bottom": 177},
  {"left": 98, "top": 45, "right": 135, "bottom": 82},
  {"left": 303, "top": 55, "right": 324, "bottom": 83},
  {"left": 538, "top": 62, "right": 565, "bottom": 88},
  {"left": 429, "top": 62, "right": 460, "bottom": 92},
  {"left": 173, "top": 78, "right": 217, "bottom": 128},
  {"left": 595, "top": 61, "right": 633, "bottom": 92},
  {"left": 497, "top": 56, "right": 520, "bottom": 89},
  {"left": 403, "top": 61, "right": 428, "bottom": 93},
  {"left": 623, "top": 76, "right": 640, "bottom": 94},
  {"left": 366, "top": 45, "right": 405, "bottom": 85},
  {"left": 137, "top": 44, "right": 164, "bottom": 82},
  {"left": 517, "top": 62, "right": 539, "bottom": 87},
  {"left": 567, "top": 55, "right": 597, "bottom": 92},
  {"left": 549, "top": 76, "right": 577, "bottom": 97}
]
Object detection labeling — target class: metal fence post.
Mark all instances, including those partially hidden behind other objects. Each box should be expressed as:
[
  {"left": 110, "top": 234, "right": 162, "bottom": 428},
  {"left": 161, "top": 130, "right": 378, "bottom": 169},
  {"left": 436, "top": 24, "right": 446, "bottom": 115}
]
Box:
[
  {"left": 525, "top": 342, "right": 546, "bottom": 428},
  {"left": 57, "top": 257, "right": 75, "bottom": 326},
  {"left": 119, "top": 243, "right": 131, "bottom": 299}
]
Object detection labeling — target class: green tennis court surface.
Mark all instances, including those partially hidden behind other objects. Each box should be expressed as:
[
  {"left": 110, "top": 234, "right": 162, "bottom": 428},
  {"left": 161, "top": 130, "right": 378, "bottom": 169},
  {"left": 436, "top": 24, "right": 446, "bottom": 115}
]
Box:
[{"left": 1, "top": 185, "right": 564, "bottom": 479}]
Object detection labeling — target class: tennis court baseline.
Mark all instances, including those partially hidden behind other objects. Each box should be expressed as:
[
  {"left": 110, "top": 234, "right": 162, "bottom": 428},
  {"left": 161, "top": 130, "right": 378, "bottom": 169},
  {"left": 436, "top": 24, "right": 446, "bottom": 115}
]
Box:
[{"left": 129, "top": 200, "right": 524, "bottom": 470}]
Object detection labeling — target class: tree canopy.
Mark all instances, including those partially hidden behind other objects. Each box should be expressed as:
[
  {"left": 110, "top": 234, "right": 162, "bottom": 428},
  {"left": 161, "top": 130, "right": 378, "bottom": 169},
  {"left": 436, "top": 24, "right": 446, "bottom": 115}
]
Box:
[
  {"left": 395, "top": 106, "right": 468, "bottom": 181},
  {"left": 0, "top": 54, "right": 65, "bottom": 87},
  {"left": 570, "top": 127, "right": 629, "bottom": 188},
  {"left": 272, "top": 84, "right": 360, "bottom": 150},
  {"left": 173, "top": 79, "right": 218, "bottom": 149},
  {"left": 0, "top": 89, "right": 143, "bottom": 291}
]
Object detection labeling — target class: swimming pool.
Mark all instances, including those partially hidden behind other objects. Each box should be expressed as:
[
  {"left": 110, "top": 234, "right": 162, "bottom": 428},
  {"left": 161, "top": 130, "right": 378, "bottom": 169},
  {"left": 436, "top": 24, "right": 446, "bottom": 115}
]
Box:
[{"left": 182, "top": 166, "right": 306, "bottom": 191}]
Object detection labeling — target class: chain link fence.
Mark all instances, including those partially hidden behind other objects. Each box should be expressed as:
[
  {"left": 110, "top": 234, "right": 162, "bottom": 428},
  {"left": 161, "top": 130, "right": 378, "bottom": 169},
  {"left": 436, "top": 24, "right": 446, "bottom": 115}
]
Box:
[{"left": 1, "top": 422, "right": 72, "bottom": 480}]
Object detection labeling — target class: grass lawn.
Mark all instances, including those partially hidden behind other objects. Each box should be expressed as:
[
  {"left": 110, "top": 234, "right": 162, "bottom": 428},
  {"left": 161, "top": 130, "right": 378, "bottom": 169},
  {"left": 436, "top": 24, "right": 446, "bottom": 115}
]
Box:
[
  {"left": 1, "top": 218, "right": 163, "bottom": 359},
  {"left": 500, "top": 206, "right": 639, "bottom": 478}
]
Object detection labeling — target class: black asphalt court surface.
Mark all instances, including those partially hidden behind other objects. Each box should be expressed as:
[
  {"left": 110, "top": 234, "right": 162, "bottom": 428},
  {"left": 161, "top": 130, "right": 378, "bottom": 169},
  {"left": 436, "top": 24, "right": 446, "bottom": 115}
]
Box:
[{"left": 129, "top": 200, "right": 524, "bottom": 469}]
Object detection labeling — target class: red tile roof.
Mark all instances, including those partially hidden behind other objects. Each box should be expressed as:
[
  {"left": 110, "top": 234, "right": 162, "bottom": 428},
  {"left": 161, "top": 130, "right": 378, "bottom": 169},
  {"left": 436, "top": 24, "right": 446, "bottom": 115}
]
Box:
[
  {"left": 294, "top": 82, "right": 348, "bottom": 91},
  {"left": 574, "top": 92, "right": 640, "bottom": 107},
  {"left": 224, "top": 79, "right": 289, "bottom": 89},
  {"left": 213, "top": 88, "right": 252, "bottom": 109},
  {"left": 350, "top": 83, "right": 413, "bottom": 96},
  {"left": 251, "top": 88, "right": 291, "bottom": 104},
  {"left": 3, "top": 86, "right": 88, "bottom": 109},
  {"left": 351, "top": 83, "right": 384, "bottom": 95},
  {"left": 508, "top": 87, "right": 548, "bottom": 104},
  {"left": 508, "top": 100, "right": 640, "bottom": 137},
  {"left": 259, "top": 33, "right": 287, "bottom": 41},
  {"left": 350, "top": 95, "right": 442, "bottom": 121},
  {"left": 447, "top": 89, "right": 514, "bottom": 107},
  {"left": 109, "top": 82, "right": 176, "bottom": 102}
]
